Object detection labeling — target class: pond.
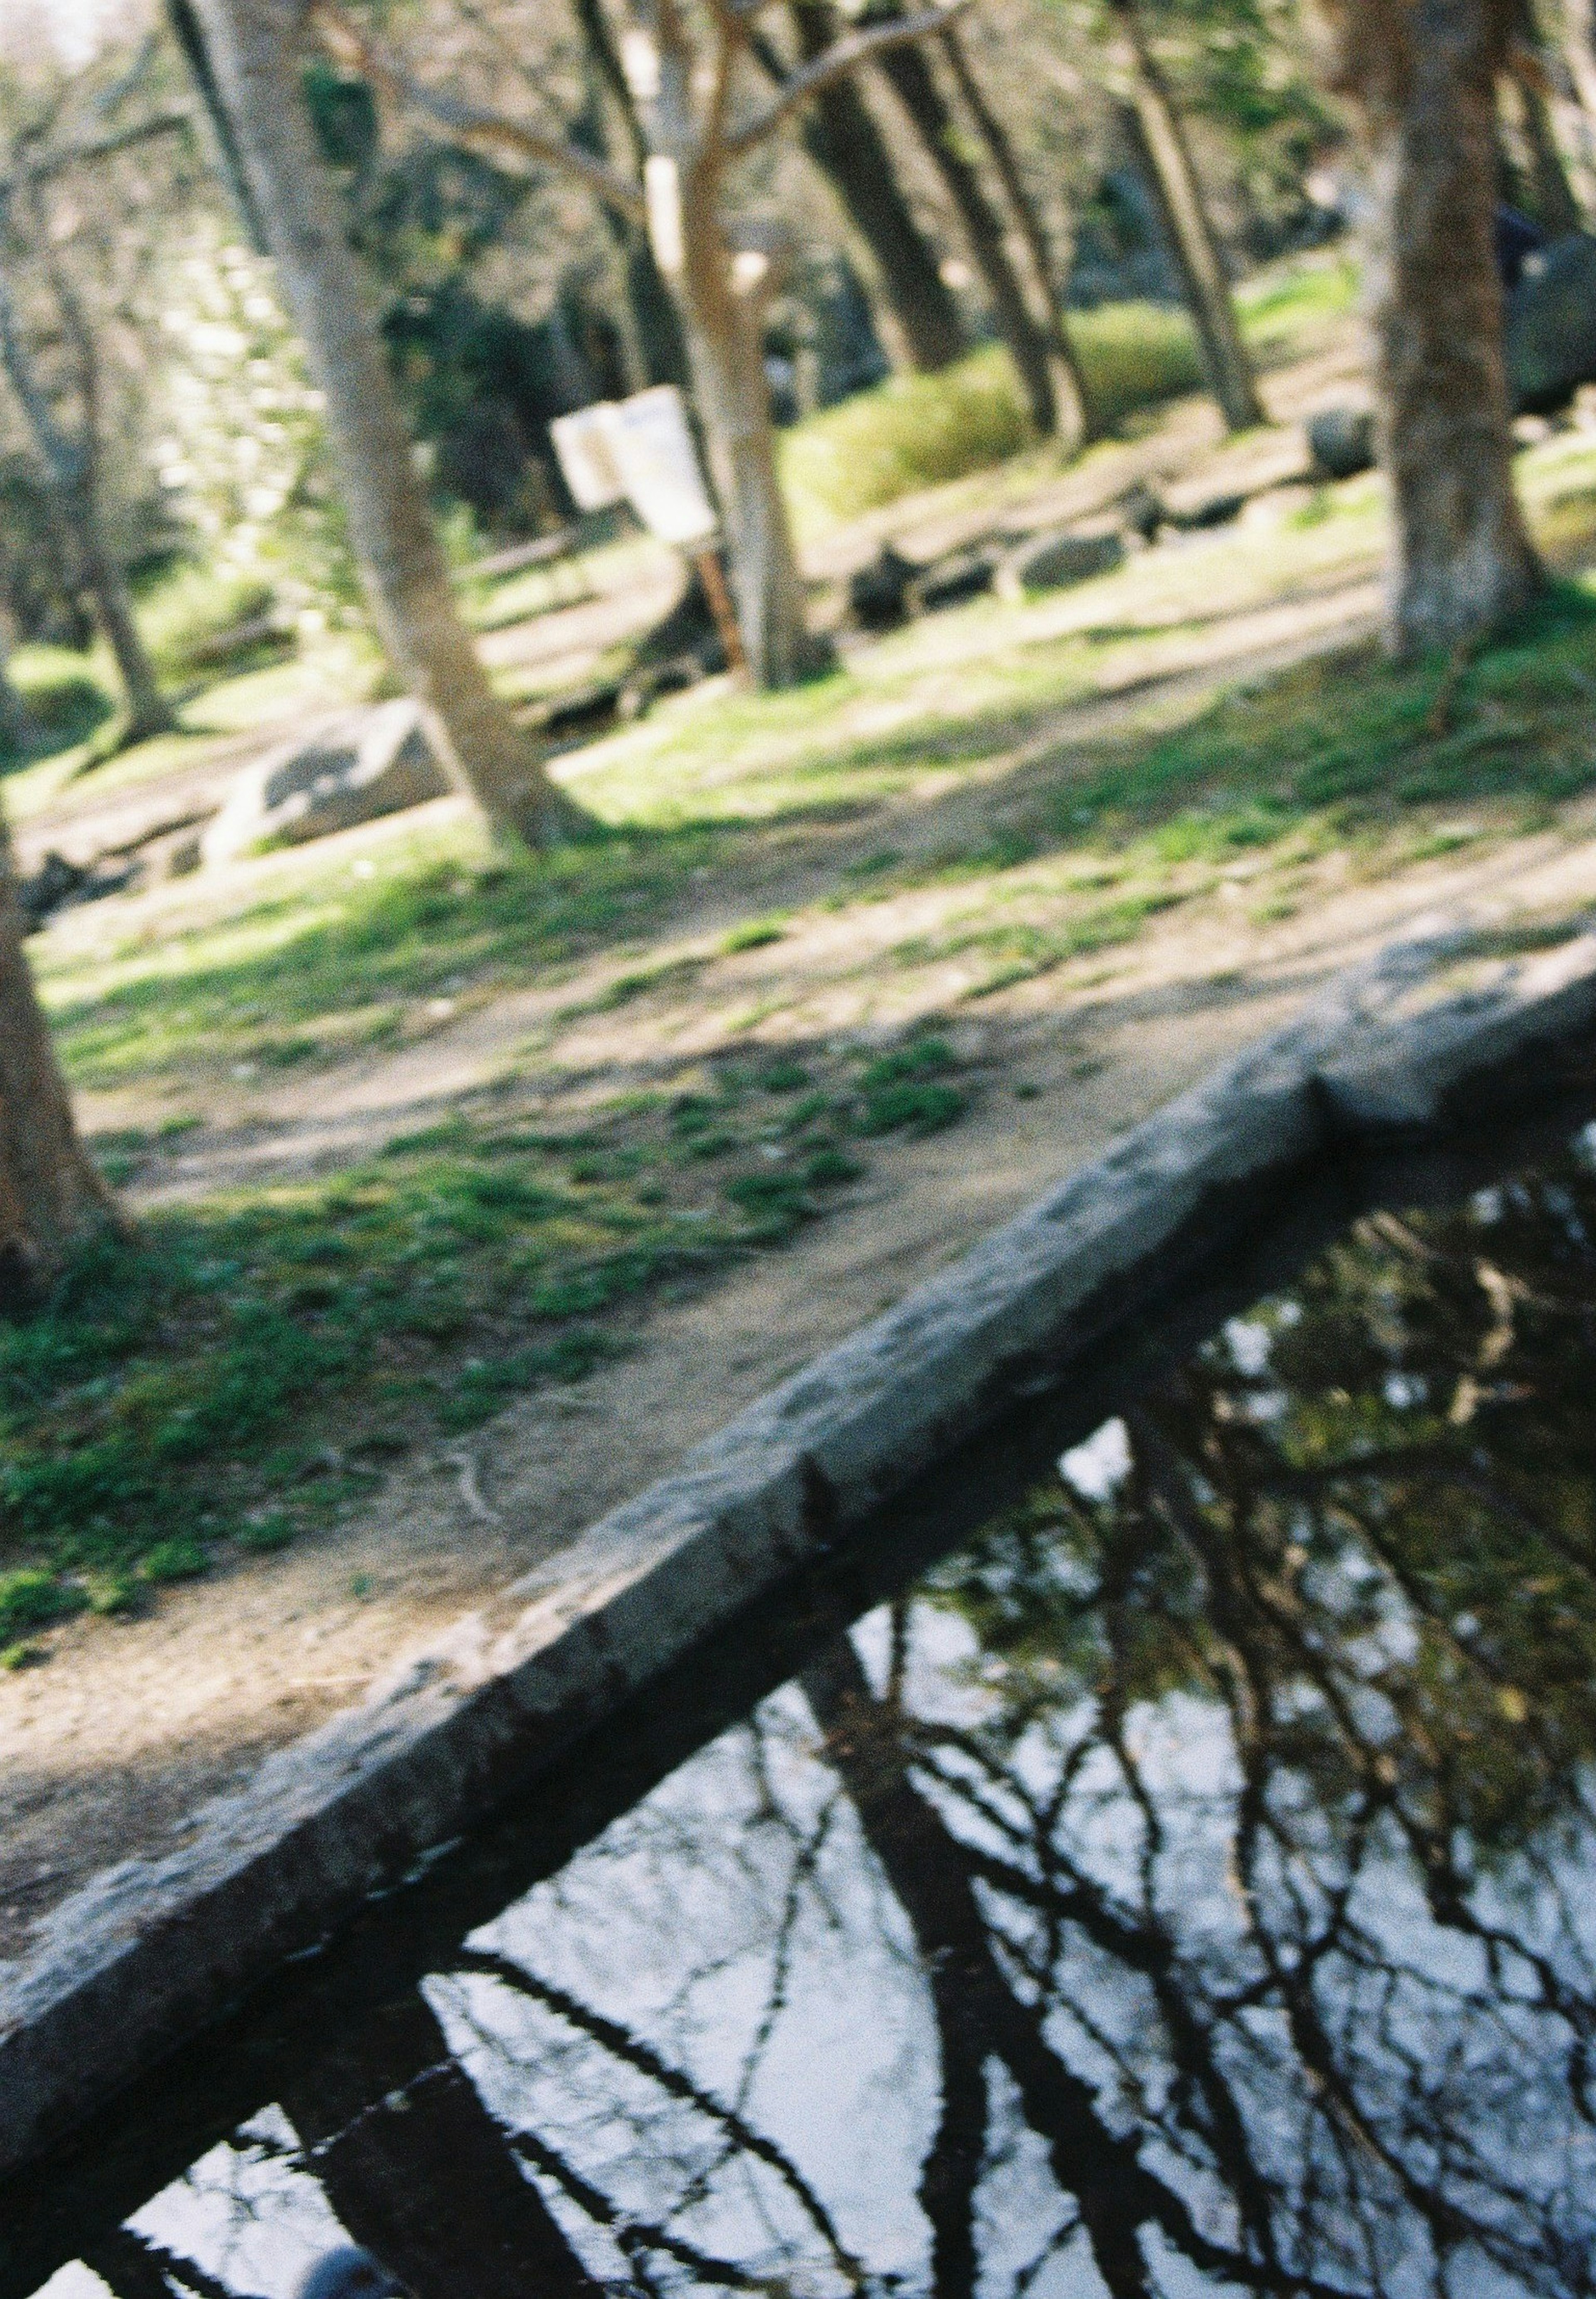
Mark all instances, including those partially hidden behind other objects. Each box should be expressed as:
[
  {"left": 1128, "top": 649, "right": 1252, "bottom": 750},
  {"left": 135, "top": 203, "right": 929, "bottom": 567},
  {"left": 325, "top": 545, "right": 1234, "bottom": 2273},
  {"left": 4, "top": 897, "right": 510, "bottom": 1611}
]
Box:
[{"left": 8, "top": 1108, "right": 1596, "bottom": 2299}]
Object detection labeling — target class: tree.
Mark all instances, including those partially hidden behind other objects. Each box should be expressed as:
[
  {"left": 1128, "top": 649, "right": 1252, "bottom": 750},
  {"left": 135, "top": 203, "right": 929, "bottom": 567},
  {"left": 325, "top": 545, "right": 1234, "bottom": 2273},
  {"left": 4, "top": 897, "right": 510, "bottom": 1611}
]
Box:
[
  {"left": 0, "top": 115, "right": 181, "bottom": 746},
  {"left": 313, "top": 0, "right": 973, "bottom": 690},
  {"left": 936, "top": 15, "right": 1098, "bottom": 431},
  {"left": 0, "top": 800, "right": 116, "bottom": 1305},
  {"left": 1312, "top": 0, "right": 1542, "bottom": 655},
  {"left": 181, "top": 0, "right": 585, "bottom": 846},
  {"left": 1099, "top": 0, "right": 1265, "bottom": 433},
  {"left": 751, "top": 0, "right": 969, "bottom": 375},
  {"left": 864, "top": 1, "right": 1091, "bottom": 444}
]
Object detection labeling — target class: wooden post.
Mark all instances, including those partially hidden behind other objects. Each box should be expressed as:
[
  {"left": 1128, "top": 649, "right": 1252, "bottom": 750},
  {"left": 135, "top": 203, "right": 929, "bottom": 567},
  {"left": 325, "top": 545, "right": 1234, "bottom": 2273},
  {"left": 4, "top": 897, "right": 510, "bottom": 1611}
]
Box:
[{"left": 695, "top": 546, "right": 749, "bottom": 672}]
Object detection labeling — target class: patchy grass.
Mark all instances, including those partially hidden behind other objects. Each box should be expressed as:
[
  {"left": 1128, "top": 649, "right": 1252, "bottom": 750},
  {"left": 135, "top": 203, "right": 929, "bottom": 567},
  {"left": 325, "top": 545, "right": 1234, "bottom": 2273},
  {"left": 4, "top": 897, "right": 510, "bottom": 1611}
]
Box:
[
  {"left": 781, "top": 255, "right": 1361, "bottom": 536},
  {"left": 0, "top": 1030, "right": 968, "bottom": 1644},
  {"left": 17, "top": 384, "right": 1596, "bottom": 1657}
]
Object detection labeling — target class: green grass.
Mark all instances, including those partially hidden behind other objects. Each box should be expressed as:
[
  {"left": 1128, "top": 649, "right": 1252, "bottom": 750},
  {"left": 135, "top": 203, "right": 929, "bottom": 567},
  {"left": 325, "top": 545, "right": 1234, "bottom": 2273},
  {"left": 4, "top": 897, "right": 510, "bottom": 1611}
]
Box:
[
  {"left": 780, "top": 256, "right": 1361, "bottom": 535},
  {"left": 0, "top": 1033, "right": 967, "bottom": 1636}
]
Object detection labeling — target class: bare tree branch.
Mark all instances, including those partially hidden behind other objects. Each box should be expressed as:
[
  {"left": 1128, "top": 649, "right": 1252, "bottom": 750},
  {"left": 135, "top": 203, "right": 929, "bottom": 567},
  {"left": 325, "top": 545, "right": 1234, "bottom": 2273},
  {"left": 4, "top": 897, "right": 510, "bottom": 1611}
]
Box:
[
  {"left": 0, "top": 111, "right": 192, "bottom": 202},
  {"left": 306, "top": 0, "right": 647, "bottom": 220},
  {"left": 724, "top": 0, "right": 976, "bottom": 155}
]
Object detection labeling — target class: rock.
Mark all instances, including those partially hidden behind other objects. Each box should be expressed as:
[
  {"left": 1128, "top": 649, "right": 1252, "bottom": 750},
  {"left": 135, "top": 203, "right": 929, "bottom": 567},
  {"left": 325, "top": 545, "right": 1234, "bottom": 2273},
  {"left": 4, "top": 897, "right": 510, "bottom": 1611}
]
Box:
[
  {"left": 17, "top": 849, "right": 136, "bottom": 934},
  {"left": 912, "top": 547, "right": 998, "bottom": 613},
  {"left": 1119, "top": 482, "right": 1167, "bottom": 541},
  {"left": 848, "top": 544, "right": 919, "bottom": 632},
  {"left": 201, "top": 700, "right": 451, "bottom": 867},
  {"left": 1170, "top": 492, "right": 1247, "bottom": 532},
  {"left": 1306, "top": 405, "right": 1376, "bottom": 481},
  {"left": 1506, "top": 232, "right": 1596, "bottom": 414},
  {"left": 995, "top": 525, "right": 1125, "bottom": 602}
]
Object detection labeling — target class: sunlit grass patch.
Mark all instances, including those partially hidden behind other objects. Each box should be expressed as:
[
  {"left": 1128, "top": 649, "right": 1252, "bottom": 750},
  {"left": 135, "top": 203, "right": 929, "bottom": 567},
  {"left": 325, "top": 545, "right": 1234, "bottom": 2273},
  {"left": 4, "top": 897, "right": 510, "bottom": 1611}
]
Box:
[{"left": 0, "top": 1031, "right": 971, "bottom": 1645}]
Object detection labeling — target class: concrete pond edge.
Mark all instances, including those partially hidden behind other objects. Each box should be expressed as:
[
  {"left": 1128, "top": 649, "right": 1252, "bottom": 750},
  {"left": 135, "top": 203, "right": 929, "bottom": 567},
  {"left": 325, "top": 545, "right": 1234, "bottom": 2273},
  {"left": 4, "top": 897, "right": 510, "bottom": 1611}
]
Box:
[{"left": 5, "top": 912, "right": 1596, "bottom": 2172}]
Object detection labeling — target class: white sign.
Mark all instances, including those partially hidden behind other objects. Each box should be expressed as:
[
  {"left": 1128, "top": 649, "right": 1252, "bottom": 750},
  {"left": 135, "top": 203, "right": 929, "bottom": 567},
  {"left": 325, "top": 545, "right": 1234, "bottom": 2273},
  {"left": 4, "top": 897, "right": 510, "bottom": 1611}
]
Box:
[
  {"left": 598, "top": 385, "right": 719, "bottom": 548},
  {"left": 548, "top": 404, "right": 627, "bottom": 513}
]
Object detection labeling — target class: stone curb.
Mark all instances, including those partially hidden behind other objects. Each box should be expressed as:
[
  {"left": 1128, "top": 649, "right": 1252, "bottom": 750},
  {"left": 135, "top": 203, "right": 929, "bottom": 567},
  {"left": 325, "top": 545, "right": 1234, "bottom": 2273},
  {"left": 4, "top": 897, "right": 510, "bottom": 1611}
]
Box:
[{"left": 3, "top": 919, "right": 1596, "bottom": 2173}]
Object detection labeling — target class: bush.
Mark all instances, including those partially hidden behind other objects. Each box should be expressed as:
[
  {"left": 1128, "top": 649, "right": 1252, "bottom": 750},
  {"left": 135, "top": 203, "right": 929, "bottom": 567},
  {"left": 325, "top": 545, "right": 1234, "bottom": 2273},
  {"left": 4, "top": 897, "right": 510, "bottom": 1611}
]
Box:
[
  {"left": 138, "top": 562, "right": 283, "bottom": 680},
  {"left": 4, "top": 648, "right": 116, "bottom": 764},
  {"left": 782, "top": 304, "right": 1207, "bottom": 535}
]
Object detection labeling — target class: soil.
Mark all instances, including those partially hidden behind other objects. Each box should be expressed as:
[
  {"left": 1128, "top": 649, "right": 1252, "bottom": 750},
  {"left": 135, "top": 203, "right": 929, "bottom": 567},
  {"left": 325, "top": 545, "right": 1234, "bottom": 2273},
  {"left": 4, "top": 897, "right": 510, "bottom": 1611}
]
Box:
[{"left": 4, "top": 329, "right": 1591, "bottom": 1967}]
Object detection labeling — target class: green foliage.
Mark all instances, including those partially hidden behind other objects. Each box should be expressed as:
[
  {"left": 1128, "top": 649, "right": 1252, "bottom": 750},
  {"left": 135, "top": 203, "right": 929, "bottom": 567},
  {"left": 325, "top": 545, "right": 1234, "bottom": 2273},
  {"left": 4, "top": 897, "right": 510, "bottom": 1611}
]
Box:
[
  {"left": 3, "top": 650, "right": 115, "bottom": 764},
  {"left": 780, "top": 270, "right": 1345, "bottom": 534},
  {"left": 857, "top": 1036, "right": 966, "bottom": 1133},
  {"left": 782, "top": 346, "right": 1035, "bottom": 533},
  {"left": 137, "top": 565, "right": 282, "bottom": 681}
]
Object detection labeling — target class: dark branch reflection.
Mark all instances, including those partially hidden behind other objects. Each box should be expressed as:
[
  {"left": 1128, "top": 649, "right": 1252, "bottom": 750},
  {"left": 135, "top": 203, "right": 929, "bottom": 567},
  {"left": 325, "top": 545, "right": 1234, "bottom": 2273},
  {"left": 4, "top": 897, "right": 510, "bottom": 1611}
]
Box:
[{"left": 60, "top": 1127, "right": 1596, "bottom": 2299}]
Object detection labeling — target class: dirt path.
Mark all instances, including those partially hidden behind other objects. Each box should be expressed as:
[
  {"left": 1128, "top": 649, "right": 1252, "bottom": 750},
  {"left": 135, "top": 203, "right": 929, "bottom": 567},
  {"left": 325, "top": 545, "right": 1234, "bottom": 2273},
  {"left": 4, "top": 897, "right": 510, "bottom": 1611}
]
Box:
[
  {"left": 3, "top": 316, "right": 1580, "bottom": 1964},
  {"left": 9, "top": 809, "right": 1596, "bottom": 1961}
]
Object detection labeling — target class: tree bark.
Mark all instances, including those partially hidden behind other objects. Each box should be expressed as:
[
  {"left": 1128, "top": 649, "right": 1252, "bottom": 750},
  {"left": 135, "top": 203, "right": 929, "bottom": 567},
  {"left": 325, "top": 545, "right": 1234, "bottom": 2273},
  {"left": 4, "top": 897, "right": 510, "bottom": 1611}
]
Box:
[
  {"left": 188, "top": 0, "right": 584, "bottom": 845},
  {"left": 1107, "top": 2, "right": 1264, "bottom": 435},
  {"left": 1317, "top": 0, "right": 1542, "bottom": 655},
  {"left": 936, "top": 22, "right": 1096, "bottom": 436},
  {"left": 278, "top": 1991, "right": 604, "bottom": 2299},
  {"left": 0, "top": 801, "right": 115, "bottom": 1306},
  {"left": 867, "top": 18, "right": 1072, "bottom": 439},
  {"left": 570, "top": 0, "right": 690, "bottom": 388},
  {"left": 1503, "top": 58, "right": 1585, "bottom": 230},
  {"left": 674, "top": 170, "right": 824, "bottom": 686},
  {"left": 781, "top": 0, "right": 968, "bottom": 373},
  {"left": 76, "top": 504, "right": 175, "bottom": 747}
]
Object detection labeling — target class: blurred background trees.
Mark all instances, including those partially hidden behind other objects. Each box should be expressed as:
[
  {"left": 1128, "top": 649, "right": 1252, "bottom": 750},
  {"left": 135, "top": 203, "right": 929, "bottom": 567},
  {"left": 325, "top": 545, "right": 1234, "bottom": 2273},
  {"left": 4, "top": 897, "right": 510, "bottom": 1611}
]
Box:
[{"left": 0, "top": 0, "right": 1586, "bottom": 787}]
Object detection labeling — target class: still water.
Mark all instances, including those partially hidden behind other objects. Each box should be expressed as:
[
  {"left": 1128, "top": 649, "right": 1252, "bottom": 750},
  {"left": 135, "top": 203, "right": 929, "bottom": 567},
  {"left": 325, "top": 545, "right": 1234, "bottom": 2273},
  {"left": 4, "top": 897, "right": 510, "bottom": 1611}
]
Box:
[{"left": 14, "top": 1119, "right": 1596, "bottom": 2299}]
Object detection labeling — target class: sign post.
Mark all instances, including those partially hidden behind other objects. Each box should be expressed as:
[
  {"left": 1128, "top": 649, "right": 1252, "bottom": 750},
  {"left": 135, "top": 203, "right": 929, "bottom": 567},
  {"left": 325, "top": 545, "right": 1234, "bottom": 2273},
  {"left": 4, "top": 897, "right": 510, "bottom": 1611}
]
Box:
[{"left": 550, "top": 386, "right": 747, "bottom": 673}]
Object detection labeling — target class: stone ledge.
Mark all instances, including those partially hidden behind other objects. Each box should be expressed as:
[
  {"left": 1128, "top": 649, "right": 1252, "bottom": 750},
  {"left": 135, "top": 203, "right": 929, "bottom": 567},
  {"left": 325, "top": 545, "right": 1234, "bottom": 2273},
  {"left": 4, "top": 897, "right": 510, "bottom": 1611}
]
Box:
[{"left": 3, "top": 917, "right": 1595, "bottom": 2173}]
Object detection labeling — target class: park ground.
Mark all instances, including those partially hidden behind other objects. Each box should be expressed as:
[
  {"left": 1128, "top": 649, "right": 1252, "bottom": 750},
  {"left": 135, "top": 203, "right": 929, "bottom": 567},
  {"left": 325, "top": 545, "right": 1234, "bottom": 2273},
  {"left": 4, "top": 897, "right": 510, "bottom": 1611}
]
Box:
[{"left": 10, "top": 256, "right": 1596, "bottom": 1947}]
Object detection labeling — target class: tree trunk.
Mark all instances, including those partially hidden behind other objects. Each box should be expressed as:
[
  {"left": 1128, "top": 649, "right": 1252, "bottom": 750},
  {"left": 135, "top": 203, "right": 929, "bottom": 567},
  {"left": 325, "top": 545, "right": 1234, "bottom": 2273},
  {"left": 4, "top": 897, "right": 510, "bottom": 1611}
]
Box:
[
  {"left": 0, "top": 266, "right": 175, "bottom": 746},
  {"left": 1108, "top": 2, "right": 1264, "bottom": 434},
  {"left": 936, "top": 20, "right": 1096, "bottom": 437},
  {"left": 1321, "top": 0, "right": 1542, "bottom": 654},
  {"left": 803, "top": 1640, "right": 1218, "bottom": 2299},
  {"left": 675, "top": 168, "right": 823, "bottom": 687},
  {"left": 0, "top": 801, "right": 115, "bottom": 1305},
  {"left": 1504, "top": 60, "right": 1585, "bottom": 230},
  {"left": 278, "top": 1991, "right": 603, "bottom": 2299},
  {"left": 75, "top": 499, "right": 176, "bottom": 746},
  {"left": 782, "top": 0, "right": 968, "bottom": 373},
  {"left": 188, "top": 0, "right": 583, "bottom": 846},
  {"left": 570, "top": 0, "right": 690, "bottom": 389},
  {"left": 1560, "top": 0, "right": 1596, "bottom": 116},
  {"left": 869, "top": 22, "right": 1070, "bottom": 439}
]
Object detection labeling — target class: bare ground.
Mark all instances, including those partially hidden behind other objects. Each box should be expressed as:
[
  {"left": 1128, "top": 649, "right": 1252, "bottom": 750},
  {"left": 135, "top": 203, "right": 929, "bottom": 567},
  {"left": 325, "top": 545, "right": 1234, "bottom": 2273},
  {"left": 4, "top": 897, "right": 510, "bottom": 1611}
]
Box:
[{"left": 4, "top": 330, "right": 1590, "bottom": 1962}]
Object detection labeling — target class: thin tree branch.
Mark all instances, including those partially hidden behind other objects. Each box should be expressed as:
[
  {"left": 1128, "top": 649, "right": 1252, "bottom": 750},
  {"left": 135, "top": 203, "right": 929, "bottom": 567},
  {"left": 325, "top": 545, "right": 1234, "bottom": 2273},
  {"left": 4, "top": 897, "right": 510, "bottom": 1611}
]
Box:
[
  {"left": 307, "top": 0, "right": 647, "bottom": 219},
  {"left": 0, "top": 111, "right": 192, "bottom": 202},
  {"left": 724, "top": 0, "right": 976, "bottom": 154}
]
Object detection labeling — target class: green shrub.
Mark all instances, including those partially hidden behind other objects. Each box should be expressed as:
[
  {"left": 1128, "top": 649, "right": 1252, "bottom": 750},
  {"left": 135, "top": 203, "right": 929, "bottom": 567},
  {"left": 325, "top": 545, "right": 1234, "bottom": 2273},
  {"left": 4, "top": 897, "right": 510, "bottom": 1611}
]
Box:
[
  {"left": 0, "top": 1567, "right": 84, "bottom": 1640},
  {"left": 783, "top": 347, "right": 1034, "bottom": 533},
  {"left": 138, "top": 564, "right": 284, "bottom": 679},
  {"left": 1074, "top": 301, "right": 1204, "bottom": 427},
  {"left": 782, "top": 303, "right": 1209, "bottom": 534},
  {"left": 4, "top": 649, "right": 115, "bottom": 762}
]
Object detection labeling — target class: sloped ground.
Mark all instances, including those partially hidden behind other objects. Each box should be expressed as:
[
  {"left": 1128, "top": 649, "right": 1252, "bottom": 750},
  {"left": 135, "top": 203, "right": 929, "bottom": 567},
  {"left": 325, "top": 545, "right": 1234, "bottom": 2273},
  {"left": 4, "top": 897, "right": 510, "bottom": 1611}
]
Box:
[{"left": 8, "top": 297, "right": 1596, "bottom": 1957}]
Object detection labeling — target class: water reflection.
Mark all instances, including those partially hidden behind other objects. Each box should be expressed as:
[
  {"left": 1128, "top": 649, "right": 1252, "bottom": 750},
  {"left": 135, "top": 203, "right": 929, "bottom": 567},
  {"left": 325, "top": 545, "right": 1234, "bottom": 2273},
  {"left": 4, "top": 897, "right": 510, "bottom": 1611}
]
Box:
[{"left": 38, "top": 1131, "right": 1596, "bottom": 2299}]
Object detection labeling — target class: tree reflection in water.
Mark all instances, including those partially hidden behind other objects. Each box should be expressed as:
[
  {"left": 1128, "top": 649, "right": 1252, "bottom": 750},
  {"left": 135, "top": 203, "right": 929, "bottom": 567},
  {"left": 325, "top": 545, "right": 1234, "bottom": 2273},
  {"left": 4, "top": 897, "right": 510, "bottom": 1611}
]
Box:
[{"left": 69, "top": 1131, "right": 1596, "bottom": 2299}]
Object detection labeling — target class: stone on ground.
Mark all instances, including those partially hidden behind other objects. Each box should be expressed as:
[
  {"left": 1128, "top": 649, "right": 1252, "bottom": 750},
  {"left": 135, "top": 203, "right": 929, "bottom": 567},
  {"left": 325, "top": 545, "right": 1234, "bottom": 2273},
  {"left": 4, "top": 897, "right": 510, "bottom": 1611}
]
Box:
[
  {"left": 201, "top": 701, "right": 451, "bottom": 867},
  {"left": 995, "top": 526, "right": 1126, "bottom": 603},
  {"left": 1506, "top": 233, "right": 1596, "bottom": 414}
]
